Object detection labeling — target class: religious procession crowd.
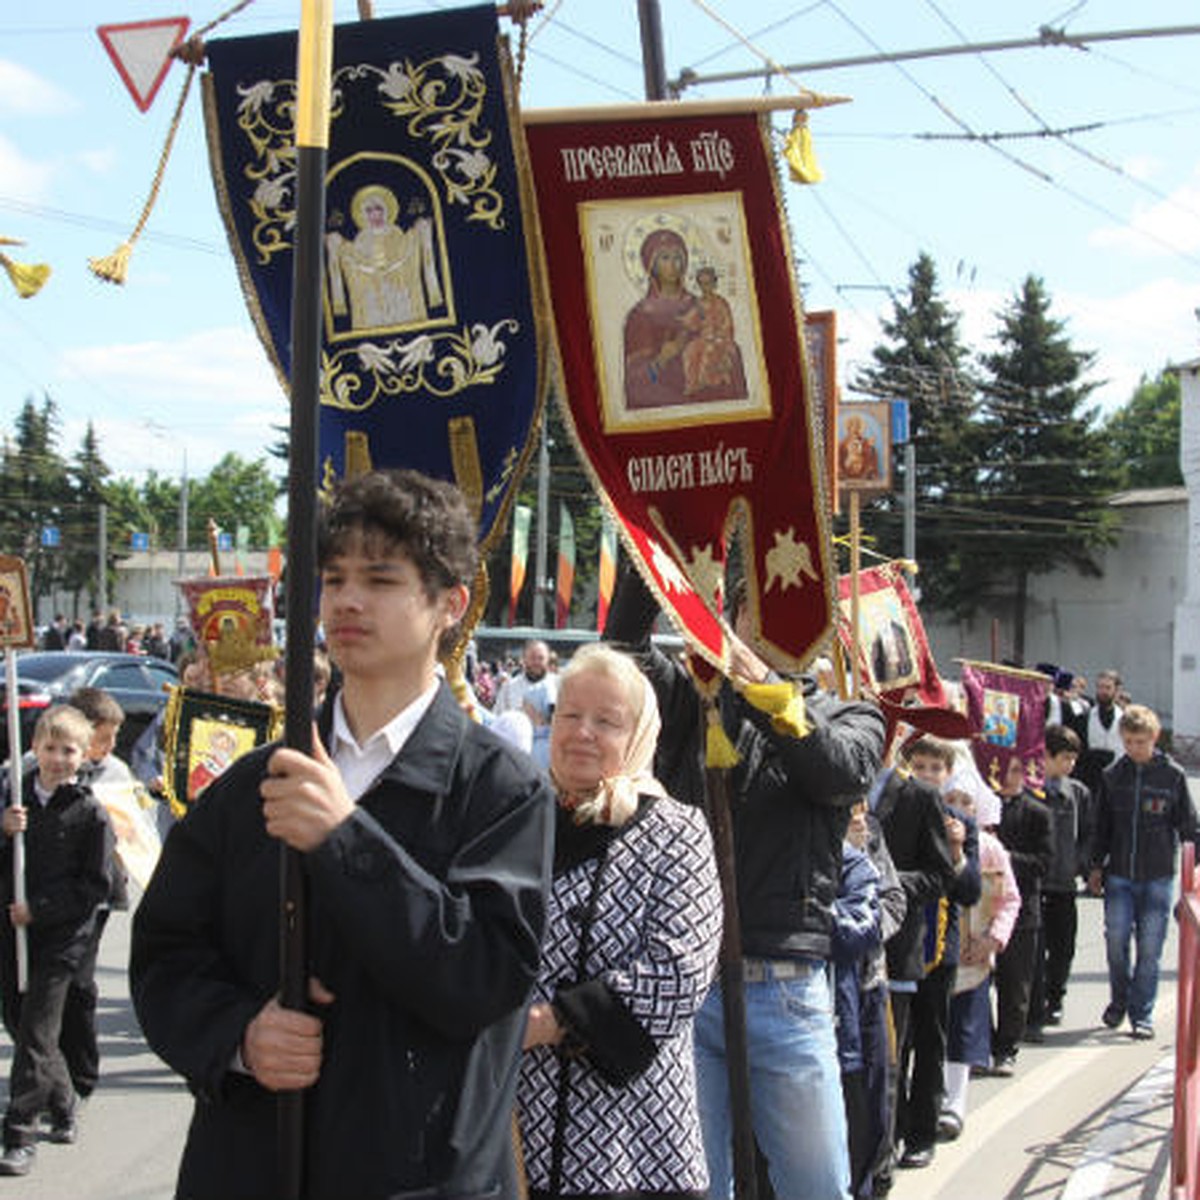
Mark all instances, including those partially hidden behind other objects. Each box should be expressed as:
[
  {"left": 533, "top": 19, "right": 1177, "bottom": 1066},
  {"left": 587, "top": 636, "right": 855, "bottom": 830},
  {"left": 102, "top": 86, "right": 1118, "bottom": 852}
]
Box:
[{"left": 0, "top": 469, "right": 1195, "bottom": 1200}]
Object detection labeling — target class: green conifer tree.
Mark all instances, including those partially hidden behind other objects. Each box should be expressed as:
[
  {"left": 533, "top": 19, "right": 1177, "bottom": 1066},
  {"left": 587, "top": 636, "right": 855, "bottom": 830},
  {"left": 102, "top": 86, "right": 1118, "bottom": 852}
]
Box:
[{"left": 970, "top": 275, "right": 1118, "bottom": 662}]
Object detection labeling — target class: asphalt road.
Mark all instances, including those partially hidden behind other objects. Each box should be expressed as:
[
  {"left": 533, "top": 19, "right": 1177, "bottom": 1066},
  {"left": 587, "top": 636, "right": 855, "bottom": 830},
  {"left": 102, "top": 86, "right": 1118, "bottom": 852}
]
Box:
[{"left": 0, "top": 873, "right": 1187, "bottom": 1198}]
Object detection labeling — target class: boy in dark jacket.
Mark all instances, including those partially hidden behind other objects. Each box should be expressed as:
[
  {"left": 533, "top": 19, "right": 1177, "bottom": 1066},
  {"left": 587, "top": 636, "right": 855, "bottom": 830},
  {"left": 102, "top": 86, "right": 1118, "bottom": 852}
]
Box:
[
  {"left": 0, "top": 705, "right": 113, "bottom": 1176},
  {"left": 835, "top": 806, "right": 905, "bottom": 1200},
  {"left": 60, "top": 686, "right": 134, "bottom": 1102},
  {"left": 1028, "top": 724, "right": 1092, "bottom": 1033},
  {"left": 991, "top": 757, "right": 1054, "bottom": 1073},
  {"left": 130, "top": 470, "right": 555, "bottom": 1200},
  {"left": 885, "top": 736, "right": 980, "bottom": 1173},
  {"left": 1089, "top": 704, "right": 1197, "bottom": 1039}
]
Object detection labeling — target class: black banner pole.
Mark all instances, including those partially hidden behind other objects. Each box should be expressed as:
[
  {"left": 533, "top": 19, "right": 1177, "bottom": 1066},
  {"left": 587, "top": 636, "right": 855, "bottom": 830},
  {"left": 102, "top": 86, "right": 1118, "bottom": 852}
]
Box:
[{"left": 280, "top": 3, "right": 333, "bottom": 1197}]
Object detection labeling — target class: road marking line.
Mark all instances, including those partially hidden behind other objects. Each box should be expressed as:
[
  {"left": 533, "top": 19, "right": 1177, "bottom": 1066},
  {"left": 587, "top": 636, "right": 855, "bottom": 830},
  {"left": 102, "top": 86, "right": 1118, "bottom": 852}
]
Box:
[{"left": 1059, "top": 1054, "right": 1174, "bottom": 1200}]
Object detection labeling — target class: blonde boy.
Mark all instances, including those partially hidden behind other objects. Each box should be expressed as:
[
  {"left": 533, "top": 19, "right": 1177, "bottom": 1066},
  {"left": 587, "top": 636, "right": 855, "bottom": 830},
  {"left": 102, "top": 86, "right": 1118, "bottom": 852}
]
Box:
[
  {"left": 1089, "top": 704, "right": 1197, "bottom": 1038},
  {"left": 0, "top": 707, "right": 113, "bottom": 1175}
]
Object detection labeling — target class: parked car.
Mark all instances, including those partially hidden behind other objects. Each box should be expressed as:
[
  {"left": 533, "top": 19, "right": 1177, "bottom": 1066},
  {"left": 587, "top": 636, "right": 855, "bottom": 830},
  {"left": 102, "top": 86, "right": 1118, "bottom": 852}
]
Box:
[{"left": 0, "top": 652, "right": 178, "bottom": 763}]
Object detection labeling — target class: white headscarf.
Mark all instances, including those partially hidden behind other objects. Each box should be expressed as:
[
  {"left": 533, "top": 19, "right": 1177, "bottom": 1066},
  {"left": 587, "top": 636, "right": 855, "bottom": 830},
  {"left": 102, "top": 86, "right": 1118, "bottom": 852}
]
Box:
[{"left": 552, "top": 646, "right": 667, "bottom": 827}]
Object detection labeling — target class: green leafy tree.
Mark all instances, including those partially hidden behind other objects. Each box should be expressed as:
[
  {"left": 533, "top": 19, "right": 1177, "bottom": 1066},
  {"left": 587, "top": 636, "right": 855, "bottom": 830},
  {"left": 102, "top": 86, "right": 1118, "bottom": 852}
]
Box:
[
  {"left": 0, "top": 396, "right": 72, "bottom": 604},
  {"left": 61, "top": 422, "right": 112, "bottom": 608},
  {"left": 188, "top": 454, "right": 280, "bottom": 549},
  {"left": 968, "top": 275, "right": 1118, "bottom": 662},
  {"left": 1102, "top": 370, "right": 1183, "bottom": 489},
  {"left": 850, "top": 252, "right": 980, "bottom": 612}
]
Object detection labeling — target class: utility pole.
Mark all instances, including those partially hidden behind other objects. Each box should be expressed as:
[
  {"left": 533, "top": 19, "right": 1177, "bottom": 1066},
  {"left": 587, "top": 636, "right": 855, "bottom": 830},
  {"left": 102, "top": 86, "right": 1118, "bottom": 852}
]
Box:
[
  {"left": 637, "top": 0, "right": 668, "bottom": 100},
  {"left": 96, "top": 503, "right": 107, "bottom": 613},
  {"left": 532, "top": 421, "right": 551, "bottom": 627},
  {"left": 177, "top": 453, "right": 188, "bottom": 617}
]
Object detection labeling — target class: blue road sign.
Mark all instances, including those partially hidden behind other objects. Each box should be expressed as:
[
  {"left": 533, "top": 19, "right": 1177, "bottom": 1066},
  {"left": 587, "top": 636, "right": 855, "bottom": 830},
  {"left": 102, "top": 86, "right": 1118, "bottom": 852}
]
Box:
[
  {"left": 40, "top": 526, "right": 60, "bottom": 548},
  {"left": 891, "top": 399, "right": 910, "bottom": 445}
]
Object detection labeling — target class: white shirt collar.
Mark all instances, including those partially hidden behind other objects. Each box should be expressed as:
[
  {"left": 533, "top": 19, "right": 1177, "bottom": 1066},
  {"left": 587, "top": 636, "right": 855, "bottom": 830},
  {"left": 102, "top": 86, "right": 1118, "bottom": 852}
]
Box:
[{"left": 329, "top": 680, "right": 440, "bottom": 802}]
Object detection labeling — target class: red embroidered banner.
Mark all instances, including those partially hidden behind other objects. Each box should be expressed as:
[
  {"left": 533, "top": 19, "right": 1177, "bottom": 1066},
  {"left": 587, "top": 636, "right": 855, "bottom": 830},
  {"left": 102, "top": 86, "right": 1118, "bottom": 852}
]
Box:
[
  {"left": 524, "top": 105, "right": 832, "bottom": 670},
  {"left": 836, "top": 562, "right": 945, "bottom": 706},
  {"left": 960, "top": 660, "right": 1049, "bottom": 794}
]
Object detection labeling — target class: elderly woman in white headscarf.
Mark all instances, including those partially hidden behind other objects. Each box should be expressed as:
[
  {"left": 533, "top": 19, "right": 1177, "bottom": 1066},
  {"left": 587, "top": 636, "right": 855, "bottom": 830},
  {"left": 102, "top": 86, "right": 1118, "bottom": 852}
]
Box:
[{"left": 518, "top": 643, "right": 721, "bottom": 1200}]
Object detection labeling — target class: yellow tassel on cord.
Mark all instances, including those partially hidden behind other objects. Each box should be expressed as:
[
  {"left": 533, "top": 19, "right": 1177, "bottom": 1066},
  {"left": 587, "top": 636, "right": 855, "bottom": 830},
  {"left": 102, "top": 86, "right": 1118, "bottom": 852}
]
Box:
[
  {"left": 784, "top": 111, "right": 823, "bottom": 185},
  {"left": 0, "top": 253, "right": 51, "bottom": 298},
  {"left": 88, "top": 55, "right": 198, "bottom": 286},
  {"left": 742, "top": 680, "right": 810, "bottom": 739},
  {"left": 706, "top": 709, "right": 740, "bottom": 769},
  {"left": 88, "top": 242, "right": 134, "bottom": 286}
]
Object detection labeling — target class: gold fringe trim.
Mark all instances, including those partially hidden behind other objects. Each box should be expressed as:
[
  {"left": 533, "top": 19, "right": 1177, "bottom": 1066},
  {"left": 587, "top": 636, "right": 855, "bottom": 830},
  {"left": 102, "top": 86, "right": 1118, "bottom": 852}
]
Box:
[{"left": 706, "top": 706, "right": 740, "bottom": 768}]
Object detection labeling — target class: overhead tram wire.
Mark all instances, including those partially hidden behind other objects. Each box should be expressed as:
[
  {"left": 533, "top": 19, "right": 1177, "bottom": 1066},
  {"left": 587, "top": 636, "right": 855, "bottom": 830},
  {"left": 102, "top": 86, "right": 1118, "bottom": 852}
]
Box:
[
  {"left": 0, "top": 197, "right": 223, "bottom": 257},
  {"left": 668, "top": 7, "right": 1200, "bottom": 264},
  {"left": 679, "top": 1, "right": 900, "bottom": 344},
  {"left": 670, "top": 19, "right": 1200, "bottom": 92},
  {"left": 818, "top": 2, "right": 1200, "bottom": 270},
  {"left": 684, "top": 2, "right": 831, "bottom": 73},
  {"left": 921, "top": 0, "right": 1200, "bottom": 226}
]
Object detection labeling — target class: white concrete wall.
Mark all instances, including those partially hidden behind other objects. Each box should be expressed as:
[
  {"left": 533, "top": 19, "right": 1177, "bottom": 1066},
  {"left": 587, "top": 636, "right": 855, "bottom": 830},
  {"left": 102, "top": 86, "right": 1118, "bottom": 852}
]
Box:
[
  {"left": 924, "top": 490, "right": 1186, "bottom": 726},
  {"left": 1174, "top": 360, "right": 1200, "bottom": 740}
]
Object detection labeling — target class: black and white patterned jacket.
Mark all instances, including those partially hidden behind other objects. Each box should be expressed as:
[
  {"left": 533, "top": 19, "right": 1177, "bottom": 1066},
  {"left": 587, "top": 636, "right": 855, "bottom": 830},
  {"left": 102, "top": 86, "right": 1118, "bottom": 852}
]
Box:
[{"left": 518, "top": 795, "right": 721, "bottom": 1196}]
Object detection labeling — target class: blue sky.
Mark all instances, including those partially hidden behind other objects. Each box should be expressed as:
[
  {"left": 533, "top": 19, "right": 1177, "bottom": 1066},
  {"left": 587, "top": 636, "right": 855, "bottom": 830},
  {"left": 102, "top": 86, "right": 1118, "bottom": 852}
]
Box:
[{"left": 2, "top": 0, "right": 1198, "bottom": 481}]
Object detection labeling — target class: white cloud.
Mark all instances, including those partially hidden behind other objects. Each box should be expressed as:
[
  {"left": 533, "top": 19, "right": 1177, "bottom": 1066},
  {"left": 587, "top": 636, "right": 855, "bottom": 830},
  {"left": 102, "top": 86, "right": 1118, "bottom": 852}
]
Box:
[
  {"left": 1089, "top": 178, "right": 1200, "bottom": 258},
  {"left": 1121, "top": 155, "right": 1159, "bottom": 183},
  {"left": 61, "top": 326, "right": 284, "bottom": 404},
  {"left": 0, "top": 60, "right": 75, "bottom": 116},
  {"left": 0, "top": 133, "right": 54, "bottom": 204},
  {"left": 76, "top": 148, "right": 118, "bottom": 175},
  {"left": 56, "top": 327, "right": 287, "bottom": 478},
  {"left": 1056, "top": 278, "right": 1200, "bottom": 411}
]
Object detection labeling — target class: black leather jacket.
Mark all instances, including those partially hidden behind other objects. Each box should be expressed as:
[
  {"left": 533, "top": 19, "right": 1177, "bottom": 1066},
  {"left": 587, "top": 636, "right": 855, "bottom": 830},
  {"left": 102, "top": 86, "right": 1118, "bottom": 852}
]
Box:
[
  {"left": 605, "top": 571, "right": 885, "bottom": 960},
  {"left": 1091, "top": 750, "right": 1197, "bottom": 882}
]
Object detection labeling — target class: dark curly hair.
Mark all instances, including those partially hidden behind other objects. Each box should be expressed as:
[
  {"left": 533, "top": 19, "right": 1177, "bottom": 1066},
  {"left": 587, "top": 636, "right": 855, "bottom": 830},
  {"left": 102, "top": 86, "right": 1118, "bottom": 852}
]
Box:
[{"left": 318, "top": 470, "right": 478, "bottom": 648}]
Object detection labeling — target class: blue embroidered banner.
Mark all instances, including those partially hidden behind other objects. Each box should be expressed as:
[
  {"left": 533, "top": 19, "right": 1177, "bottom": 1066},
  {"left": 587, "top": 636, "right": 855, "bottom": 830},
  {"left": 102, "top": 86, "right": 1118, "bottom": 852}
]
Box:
[{"left": 203, "top": 5, "right": 543, "bottom": 552}]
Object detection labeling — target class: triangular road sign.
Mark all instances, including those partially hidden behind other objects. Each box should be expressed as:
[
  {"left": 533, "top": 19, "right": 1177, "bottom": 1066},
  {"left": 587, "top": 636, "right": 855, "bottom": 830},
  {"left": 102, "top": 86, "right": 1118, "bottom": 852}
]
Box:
[{"left": 97, "top": 17, "right": 190, "bottom": 113}]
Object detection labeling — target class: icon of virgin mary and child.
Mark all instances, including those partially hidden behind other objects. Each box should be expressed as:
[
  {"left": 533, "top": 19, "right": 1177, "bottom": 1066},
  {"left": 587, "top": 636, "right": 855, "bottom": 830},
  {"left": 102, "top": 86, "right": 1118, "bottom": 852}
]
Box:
[{"left": 622, "top": 228, "right": 748, "bottom": 411}]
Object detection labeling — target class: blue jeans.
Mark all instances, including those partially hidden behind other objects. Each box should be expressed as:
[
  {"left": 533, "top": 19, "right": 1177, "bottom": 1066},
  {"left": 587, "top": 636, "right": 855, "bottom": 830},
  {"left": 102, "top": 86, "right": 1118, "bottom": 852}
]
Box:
[
  {"left": 1103, "top": 874, "right": 1174, "bottom": 1025},
  {"left": 695, "top": 959, "right": 850, "bottom": 1200}
]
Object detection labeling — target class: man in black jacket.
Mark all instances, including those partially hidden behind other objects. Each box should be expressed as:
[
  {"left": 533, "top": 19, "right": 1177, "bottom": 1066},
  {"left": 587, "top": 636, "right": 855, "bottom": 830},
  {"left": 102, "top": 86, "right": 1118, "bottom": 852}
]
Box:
[
  {"left": 1089, "top": 704, "right": 1197, "bottom": 1039},
  {"left": 605, "top": 570, "right": 884, "bottom": 1200},
  {"left": 130, "top": 471, "right": 555, "bottom": 1200}
]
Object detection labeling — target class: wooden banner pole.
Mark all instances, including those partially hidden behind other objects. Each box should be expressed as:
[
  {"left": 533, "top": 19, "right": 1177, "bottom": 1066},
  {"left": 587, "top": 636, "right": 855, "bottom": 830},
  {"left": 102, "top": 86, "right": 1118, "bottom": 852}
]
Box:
[{"left": 849, "top": 490, "right": 862, "bottom": 699}]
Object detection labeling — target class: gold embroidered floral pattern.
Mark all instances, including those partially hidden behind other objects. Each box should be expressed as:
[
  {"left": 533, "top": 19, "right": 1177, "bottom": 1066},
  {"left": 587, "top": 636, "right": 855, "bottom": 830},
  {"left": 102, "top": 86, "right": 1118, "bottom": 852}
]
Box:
[
  {"left": 235, "top": 50, "right": 502, "bottom": 268},
  {"left": 322, "top": 318, "right": 520, "bottom": 411}
]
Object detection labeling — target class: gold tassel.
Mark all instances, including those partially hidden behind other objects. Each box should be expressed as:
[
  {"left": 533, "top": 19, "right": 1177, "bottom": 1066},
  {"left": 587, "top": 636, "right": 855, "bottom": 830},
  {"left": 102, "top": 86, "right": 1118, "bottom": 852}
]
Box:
[
  {"left": 784, "top": 111, "right": 824, "bottom": 185},
  {"left": 88, "top": 242, "right": 134, "bottom": 286},
  {"left": 706, "top": 707, "right": 740, "bottom": 769},
  {"left": 0, "top": 252, "right": 51, "bottom": 298},
  {"left": 742, "top": 680, "right": 810, "bottom": 739},
  {"left": 89, "top": 58, "right": 197, "bottom": 285}
]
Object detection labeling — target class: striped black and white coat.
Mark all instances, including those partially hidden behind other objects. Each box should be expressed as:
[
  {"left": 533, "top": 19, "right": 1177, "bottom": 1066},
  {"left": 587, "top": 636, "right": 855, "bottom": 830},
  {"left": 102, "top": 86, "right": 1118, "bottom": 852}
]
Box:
[{"left": 518, "top": 795, "right": 722, "bottom": 1197}]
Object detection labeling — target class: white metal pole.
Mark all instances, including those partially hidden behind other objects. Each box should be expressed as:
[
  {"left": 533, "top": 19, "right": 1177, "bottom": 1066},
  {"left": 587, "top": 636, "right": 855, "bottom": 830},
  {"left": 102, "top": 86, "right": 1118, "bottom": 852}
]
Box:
[{"left": 5, "top": 650, "right": 27, "bottom": 992}]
